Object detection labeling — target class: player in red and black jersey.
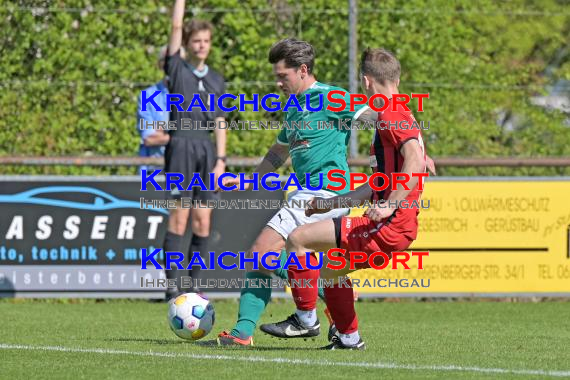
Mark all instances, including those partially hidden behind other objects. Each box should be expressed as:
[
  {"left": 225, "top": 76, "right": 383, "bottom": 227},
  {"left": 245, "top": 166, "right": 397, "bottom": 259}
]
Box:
[
  {"left": 346, "top": 86, "right": 428, "bottom": 257},
  {"left": 260, "top": 48, "right": 430, "bottom": 350}
]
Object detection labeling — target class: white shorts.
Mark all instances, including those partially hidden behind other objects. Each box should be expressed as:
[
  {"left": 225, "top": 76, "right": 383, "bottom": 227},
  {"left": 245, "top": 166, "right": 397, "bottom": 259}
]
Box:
[{"left": 267, "top": 189, "right": 350, "bottom": 239}]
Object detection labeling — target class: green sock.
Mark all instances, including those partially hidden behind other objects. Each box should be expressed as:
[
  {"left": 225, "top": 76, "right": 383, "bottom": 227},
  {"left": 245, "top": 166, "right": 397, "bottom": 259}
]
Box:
[
  {"left": 231, "top": 271, "right": 272, "bottom": 338},
  {"left": 274, "top": 249, "right": 326, "bottom": 301}
]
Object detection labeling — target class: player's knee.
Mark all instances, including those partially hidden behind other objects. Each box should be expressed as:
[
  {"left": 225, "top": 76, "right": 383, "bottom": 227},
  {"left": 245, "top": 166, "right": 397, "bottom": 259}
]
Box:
[
  {"left": 286, "top": 228, "right": 305, "bottom": 251},
  {"left": 169, "top": 224, "right": 186, "bottom": 236},
  {"left": 241, "top": 249, "right": 273, "bottom": 274},
  {"left": 191, "top": 217, "right": 210, "bottom": 236},
  {"left": 168, "top": 210, "right": 188, "bottom": 235}
]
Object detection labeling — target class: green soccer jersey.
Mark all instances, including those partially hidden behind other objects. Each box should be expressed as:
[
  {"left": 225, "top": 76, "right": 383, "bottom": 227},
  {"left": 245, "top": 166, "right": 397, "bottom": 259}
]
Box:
[{"left": 276, "top": 81, "right": 367, "bottom": 194}]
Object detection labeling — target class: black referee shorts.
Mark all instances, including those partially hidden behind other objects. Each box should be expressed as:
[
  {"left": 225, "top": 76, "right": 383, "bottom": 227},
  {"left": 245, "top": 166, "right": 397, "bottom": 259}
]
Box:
[{"left": 164, "top": 136, "right": 220, "bottom": 202}]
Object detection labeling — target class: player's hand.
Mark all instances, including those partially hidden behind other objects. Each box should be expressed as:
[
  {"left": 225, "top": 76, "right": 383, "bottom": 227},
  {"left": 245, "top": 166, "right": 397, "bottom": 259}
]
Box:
[
  {"left": 212, "top": 161, "right": 225, "bottom": 187},
  {"left": 215, "top": 174, "right": 251, "bottom": 193},
  {"left": 426, "top": 155, "right": 437, "bottom": 176},
  {"left": 305, "top": 197, "right": 330, "bottom": 217},
  {"left": 364, "top": 203, "right": 396, "bottom": 222}
]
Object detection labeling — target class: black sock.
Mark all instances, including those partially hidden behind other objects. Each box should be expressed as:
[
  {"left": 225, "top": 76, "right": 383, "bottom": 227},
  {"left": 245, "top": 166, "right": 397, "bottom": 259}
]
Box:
[
  {"left": 189, "top": 234, "right": 208, "bottom": 285},
  {"left": 163, "top": 231, "right": 183, "bottom": 292}
]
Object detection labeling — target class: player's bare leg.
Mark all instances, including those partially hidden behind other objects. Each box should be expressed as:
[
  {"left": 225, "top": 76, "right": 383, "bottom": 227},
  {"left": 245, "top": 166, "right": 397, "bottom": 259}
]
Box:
[
  {"left": 260, "top": 220, "right": 335, "bottom": 339},
  {"left": 163, "top": 202, "right": 191, "bottom": 300},
  {"left": 187, "top": 205, "right": 212, "bottom": 292},
  {"left": 259, "top": 220, "right": 331, "bottom": 339},
  {"left": 260, "top": 219, "right": 365, "bottom": 349},
  {"left": 217, "top": 226, "right": 284, "bottom": 347}
]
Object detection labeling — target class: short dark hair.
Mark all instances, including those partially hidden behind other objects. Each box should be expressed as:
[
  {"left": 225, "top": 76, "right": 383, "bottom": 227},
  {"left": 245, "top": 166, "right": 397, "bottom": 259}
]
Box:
[
  {"left": 360, "top": 48, "right": 400, "bottom": 85},
  {"left": 182, "top": 19, "right": 214, "bottom": 46},
  {"left": 268, "top": 38, "right": 315, "bottom": 74}
]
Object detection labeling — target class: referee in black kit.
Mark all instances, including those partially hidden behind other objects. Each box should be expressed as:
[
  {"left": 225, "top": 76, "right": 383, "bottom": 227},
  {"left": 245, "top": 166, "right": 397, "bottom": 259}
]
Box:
[{"left": 163, "top": 0, "right": 227, "bottom": 299}]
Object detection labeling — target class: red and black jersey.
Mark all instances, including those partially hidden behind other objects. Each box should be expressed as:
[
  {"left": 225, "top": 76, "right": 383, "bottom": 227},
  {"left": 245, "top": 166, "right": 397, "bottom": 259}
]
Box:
[{"left": 369, "top": 98, "right": 426, "bottom": 238}]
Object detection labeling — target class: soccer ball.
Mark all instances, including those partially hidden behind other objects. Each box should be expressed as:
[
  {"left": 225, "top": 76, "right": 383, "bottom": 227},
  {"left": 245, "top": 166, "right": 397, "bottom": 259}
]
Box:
[{"left": 168, "top": 293, "right": 215, "bottom": 340}]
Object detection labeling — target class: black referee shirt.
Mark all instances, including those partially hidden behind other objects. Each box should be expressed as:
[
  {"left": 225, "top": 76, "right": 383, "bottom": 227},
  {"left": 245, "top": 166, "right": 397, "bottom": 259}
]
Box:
[{"left": 165, "top": 50, "right": 226, "bottom": 139}]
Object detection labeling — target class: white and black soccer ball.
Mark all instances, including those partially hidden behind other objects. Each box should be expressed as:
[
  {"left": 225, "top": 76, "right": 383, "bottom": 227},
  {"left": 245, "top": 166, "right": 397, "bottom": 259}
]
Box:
[{"left": 168, "top": 293, "right": 215, "bottom": 340}]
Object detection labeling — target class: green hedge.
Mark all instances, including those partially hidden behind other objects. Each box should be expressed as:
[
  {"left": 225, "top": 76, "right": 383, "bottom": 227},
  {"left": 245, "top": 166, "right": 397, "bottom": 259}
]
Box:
[{"left": 1, "top": 0, "right": 569, "bottom": 175}]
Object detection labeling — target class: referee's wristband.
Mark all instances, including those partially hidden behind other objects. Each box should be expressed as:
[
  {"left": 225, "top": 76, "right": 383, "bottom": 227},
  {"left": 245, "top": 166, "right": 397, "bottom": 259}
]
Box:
[{"left": 216, "top": 156, "right": 227, "bottom": 163}]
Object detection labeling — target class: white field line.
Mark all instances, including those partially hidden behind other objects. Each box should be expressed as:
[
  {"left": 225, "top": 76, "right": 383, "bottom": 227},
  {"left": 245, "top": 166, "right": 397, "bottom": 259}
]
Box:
[{"left": 1, "top": 343, "right": 569, "bottom": 378}]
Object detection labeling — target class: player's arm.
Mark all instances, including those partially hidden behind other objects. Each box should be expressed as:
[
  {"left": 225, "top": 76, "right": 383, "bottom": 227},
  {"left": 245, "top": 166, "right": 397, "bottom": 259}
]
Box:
[
  {"left": 365, "top": 139, "right": 426, "bottom": 221},
  {"left": 241, "top": 130, "right": 290, "bottom": 185},
  {"left": 253, "top": 142, "right": 289, "bottom": 176},
  {"left": 354, "top": 106, "right": 376, "bottom": 124},
  {"left": 388, "top": 139, "right": 425, "bottom": 203},
  {"left": 425, "top": 155, "right": 436, "bottom": 176},
  {"left": 168, "top": 0, "right": 185, "bottom": 55},
  {"left": 306, "top": 182, "right": 373, "bottom": 216},
  {"left": 355, "top": 106, "right": 436, "bottom": 175},
  {"left": 216, "top": 143, "right": 289, "bottom": 192},
  {"left": 212, "top": 117, "right": 227, "bottom": 181},
  {"left": 212, "top": 73, "right": 228, "bottom": 179},
  {"left": 213, "top": 117, "right": 227, "bottom": 158},
  {"left": 137, "top": 94, "right": 170, "bottom": 146},
  {"left": 143, "top": 131, "right": 170, "bottom": 146},
  {"left": 309, "top": 139, "right": 426, "bottom": 218},
  {"left": 353, "top": 105, "right": 436, "bottom": 175}
]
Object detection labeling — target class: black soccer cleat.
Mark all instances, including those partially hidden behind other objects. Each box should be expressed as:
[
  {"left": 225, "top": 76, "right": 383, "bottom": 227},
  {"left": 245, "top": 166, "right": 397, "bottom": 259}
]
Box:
[
  {"left": 188, "top": 286, "right": 201, "bottom": 295},
  {"left": 328, "top": 323, "right": 339, "bottom": 342},
  {"left": 324, "top": 308, "right": 339, "bottom": 342},
  {"left": 321, "top": 335, "right": 366, "bottom": 350},
  {"left": 260, "top": 314, "right": 320, "bottom": 339},
  {"left": 165, "top": 287, "right": 182, "bottom": 302}
]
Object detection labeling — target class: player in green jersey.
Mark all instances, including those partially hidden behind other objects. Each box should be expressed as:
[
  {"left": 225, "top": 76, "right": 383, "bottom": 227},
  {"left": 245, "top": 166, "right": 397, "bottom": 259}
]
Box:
[{"left": 215, "top": 38, "right": 373, "bottom": 346}]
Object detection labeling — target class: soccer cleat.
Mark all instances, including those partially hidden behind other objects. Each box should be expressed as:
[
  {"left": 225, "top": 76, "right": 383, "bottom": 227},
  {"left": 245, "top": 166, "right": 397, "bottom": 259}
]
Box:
[
  {"left": 321, "top": 335, "right": 366, "bottom": 350},
  {"left": 165, "top": 287, "right": 182, "bottom": 302},
  {"left": 216, "top": 330, "right": 254, "bottom": 347},
  {"left": 186, "top": 286, "right": 203, "bottom": 296},
  {"left": 323, "top": 308, "right": 339, "bottom": 342},
  {"left": 327, "top": 323, "right": 339, "bottom": 342},
  {"left": 260, "top": 313, "right": 320, "bottom": 339}
]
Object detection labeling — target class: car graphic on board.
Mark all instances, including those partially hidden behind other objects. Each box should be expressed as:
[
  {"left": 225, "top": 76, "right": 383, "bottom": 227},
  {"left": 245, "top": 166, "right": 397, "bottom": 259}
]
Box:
[
  {"left": 0, "top": 186, "right": 168, "bottom": 215},
  {"left": 0, "top": 186, "right": 168, "bottom": 265}
]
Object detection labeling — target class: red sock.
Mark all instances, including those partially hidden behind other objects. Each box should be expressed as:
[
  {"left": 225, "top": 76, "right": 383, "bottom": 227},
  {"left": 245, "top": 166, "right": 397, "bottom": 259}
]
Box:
[
  {"left": 288, "top": 254, "right": 319, "bottom": 311},
  {"left": 323, "top": 279, "right": 358, "bottom": 334}
]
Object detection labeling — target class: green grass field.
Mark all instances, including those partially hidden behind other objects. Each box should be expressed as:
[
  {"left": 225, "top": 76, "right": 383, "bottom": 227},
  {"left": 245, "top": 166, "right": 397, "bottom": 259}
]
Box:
[{"left": 1, "top": 299, "right": 569, "bottom": 379}]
